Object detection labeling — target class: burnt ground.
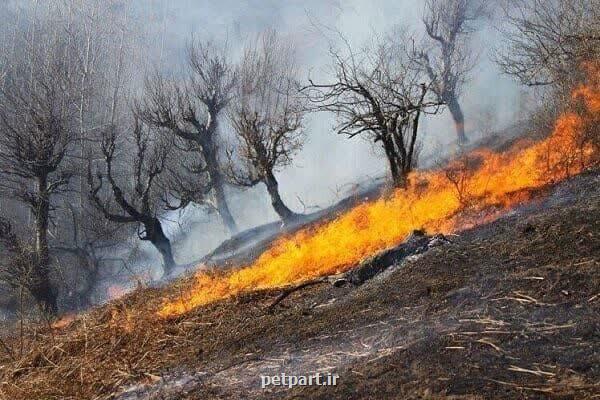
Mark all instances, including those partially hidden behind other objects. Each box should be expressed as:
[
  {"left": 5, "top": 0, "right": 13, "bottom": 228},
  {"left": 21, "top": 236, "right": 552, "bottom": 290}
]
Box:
[{"left": 0, "top": 171, "right": 598, "bottom": 400}]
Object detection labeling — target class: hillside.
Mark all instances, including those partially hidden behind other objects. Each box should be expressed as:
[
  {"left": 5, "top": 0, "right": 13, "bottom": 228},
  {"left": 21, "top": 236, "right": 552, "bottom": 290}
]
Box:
[
  {"left": 0, "top": 2, "right": 599, "bottom": 399},
  {"left": 0, "top": 170, "right": 598, "bottom": 400}
]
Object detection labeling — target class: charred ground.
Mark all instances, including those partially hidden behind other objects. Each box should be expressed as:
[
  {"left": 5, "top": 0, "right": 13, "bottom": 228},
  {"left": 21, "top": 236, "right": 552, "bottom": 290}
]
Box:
[{"left": 0, "top": 171, "right": 599, "bottom": 400}]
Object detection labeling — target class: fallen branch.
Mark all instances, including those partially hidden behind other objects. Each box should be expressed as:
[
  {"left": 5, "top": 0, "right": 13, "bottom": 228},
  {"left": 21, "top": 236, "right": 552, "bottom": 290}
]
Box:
[
  {"left": 508, "top": 365, "right": 556, "bottom": 377},
  {"left": 491, "top": 291, "right": 555, "bottom": 306},
  {"left": 267, "top": 278, "right": 327, "bottom": 310},
  {"left": 476, "top": 338, "right": 502, "bottom": 352},
  {"left": 343, "top": 232, "right": 435, "bottom": 285},
  {"left": 486, "top": 378, "right": 554, "bottom": 393}
]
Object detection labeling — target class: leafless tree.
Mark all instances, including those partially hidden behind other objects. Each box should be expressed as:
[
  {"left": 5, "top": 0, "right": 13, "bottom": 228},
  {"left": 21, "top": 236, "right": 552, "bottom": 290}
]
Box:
[
  {"left": 0, "top": 217, "right": 34, "bottom": 297},
  {"left": 51, "top": 202, "right": 130, "bottom": 309},
  {"left": 88, "top": 117, "right": 201, "bottom": 276},
  {"left": 444, "top": 154, "right": 480, "bottom": 206},
  {"left": 496, "top": 0, "right": 599, "bottom": 89},
  {"left": 226, "top": 31, "right": 305, "bottom": 222},
  {"left": 304, "top": 31, "right": 441, "bottom": 187},
  {"left": 137, "top": 39, "right": 239, "bottom": 234},
  {"left": 0, "top": 29, "right": 87, "bottom": 314},
  {"left": 413, "top": 0, "right": 488, "bottom": 145}
]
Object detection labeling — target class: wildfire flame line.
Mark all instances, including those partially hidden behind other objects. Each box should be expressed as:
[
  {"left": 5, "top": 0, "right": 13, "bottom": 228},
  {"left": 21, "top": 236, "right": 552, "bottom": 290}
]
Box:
[{"left": 158, "top": 64, "right": 599, "bottom": 318}]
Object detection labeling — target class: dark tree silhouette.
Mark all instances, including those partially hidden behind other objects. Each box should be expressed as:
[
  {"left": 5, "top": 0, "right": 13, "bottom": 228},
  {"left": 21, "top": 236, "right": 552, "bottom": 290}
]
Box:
[
  {"left": 304, "top": 32, "right": 441, "bottom": 187},
  {"left": 88, "top": 118, "right": 206, "bottom": 276},
  {"left": 0, "top": 35, "right": 86, "bottom": 314},
  {"left": 138, "top": 40, "right": 239, "bottom": 234},
  {"left": 226, "top": 31, "right": 305, "bottom": 222},
  {"left": 415, "top": 0, "right": 487, "bottom": 145},
  {"left": 496, "top": 0, "right": 599, "bottom": 89}
]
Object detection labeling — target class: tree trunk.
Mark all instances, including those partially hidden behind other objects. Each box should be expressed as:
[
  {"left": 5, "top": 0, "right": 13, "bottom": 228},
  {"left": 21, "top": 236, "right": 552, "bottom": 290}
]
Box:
[
  {"left": 381, "top": 136, "right": 406, "bottom": 188},
  {"left": 212, "top": 174, "right": 239, "bottom": 235},
  {"left": 264, "top": 171, "right": 297, "bottom": 222},
  {"left": 447, "top": 95, "right": 468, "bottom": 145},
  {"left": 145, "top": 218, "right": 176, "bottom": 276},
  {"left": 61, "top": 249, "right": 97, "bottom": 311},
  {"left": 203, "top": 140, "right": 239, "bottom": 235},
  {"left": 392, "top": 170, "right": 408, "bottom": 188},
  {"left": 76, "top": 251, "right": 100, "bottom": 310},
  {"left": 31, "top": 175, "right": 58, "bottom": 315}
]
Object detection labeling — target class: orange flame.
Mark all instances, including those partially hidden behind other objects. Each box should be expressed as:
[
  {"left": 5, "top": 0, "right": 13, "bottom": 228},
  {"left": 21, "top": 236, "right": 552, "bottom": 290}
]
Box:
[
  {"left": 158, "top": 65, "right": 599, "bottom": 318},
  {"left": 51, "top": 313, "right": 76, "bottom": 329}
]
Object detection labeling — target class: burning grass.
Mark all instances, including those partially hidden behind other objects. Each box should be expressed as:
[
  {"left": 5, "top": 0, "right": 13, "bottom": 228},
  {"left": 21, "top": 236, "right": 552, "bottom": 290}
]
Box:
[
  {"left": 0, "top": 171, "right": 598, "bottom": 399},
  {"left": 0, "top": 173, "right": 600, "bottom": 400},
  {"left": 0, "top": 63, "right": 598, "bottom": 400},
  {"left": 158, "top": 66, "right": 600, "bottom": 317}
]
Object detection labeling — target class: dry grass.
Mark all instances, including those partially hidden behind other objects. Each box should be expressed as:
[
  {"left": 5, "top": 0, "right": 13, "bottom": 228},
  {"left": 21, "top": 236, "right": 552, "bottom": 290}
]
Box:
[{"left": 0, "top": 173, "right": 598, "bottom": 399}]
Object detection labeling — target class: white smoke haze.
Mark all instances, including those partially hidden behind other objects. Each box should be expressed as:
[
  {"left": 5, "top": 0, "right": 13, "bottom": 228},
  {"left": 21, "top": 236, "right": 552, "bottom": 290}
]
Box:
[
  {"left": 145, "top": 0, "right": 521, "bottom": 266},
  {"left": 0, "top": 0, "right": 522, "bottom": 282}
]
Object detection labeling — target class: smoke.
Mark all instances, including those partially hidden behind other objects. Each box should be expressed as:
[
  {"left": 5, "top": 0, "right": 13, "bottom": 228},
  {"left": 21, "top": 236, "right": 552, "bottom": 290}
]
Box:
[
  {"left": 131, "top": 0, "right": 520, "bottom": 264},
  {"left": 0, "top": 0, "right": 523, "bottom": 274},
  {"left": 101, "top": 0, "right": 526, "bottom": 267}
]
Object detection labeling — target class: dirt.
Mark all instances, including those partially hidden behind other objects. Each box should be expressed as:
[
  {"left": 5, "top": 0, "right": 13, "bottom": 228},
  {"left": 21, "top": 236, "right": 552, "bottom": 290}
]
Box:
[{"left": 0, "top": 171, "right": 598, "bottom": 400}]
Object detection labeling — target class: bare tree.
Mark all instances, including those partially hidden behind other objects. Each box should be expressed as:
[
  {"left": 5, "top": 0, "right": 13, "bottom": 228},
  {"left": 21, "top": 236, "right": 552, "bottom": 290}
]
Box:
[
  {"left": 414, "top": 0, "right": 488, "bottom": 145},
  {"left": 88, "top": 117, "right": 199, "bottom": 276},
  {"left": 226, "top": 31, "right": 305, "bottom": 222},
  {"left": 304, "top": 31, "right": 440, "bottom": 187},
  {"left": 0, "top": 216, "right": 34, "bottom": 298},
  {"left": 0, "top": 30, "right": 87, "bottom": 314},
  {"left": 138, "top": 40, "right": 239, "bottom": 234},
  {"left": 496, "top": 0, "right": 600, "bottom": 89},
  {"left": 444, "top": 154, "right": 480, "bottom": 206},
  {"left": 51, "top": 202, "right": 130, "bottom": 310}
]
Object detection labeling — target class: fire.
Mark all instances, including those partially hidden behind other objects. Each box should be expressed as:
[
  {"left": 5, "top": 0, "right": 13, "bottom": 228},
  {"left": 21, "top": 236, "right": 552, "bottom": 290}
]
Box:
[
  {"left": 158, "top": 67, "right": 599, "bottom": 318},
  {"left": 51, "top": 313, "right": 76, "bottom": 329},
  {"left": 108, "top": 307, "right": 134, "bottom": 333}
]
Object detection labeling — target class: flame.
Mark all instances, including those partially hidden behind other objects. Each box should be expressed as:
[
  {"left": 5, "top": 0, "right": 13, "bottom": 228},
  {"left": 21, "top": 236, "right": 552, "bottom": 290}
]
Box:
[
  {"left": 51, "top": 313, "right": 76, "bottom": 329},
  {"left": 573, "top": 62, "right": 600, "bottom": 113},
  {"left": 108, "top": 307, "right": 134, "bottom": 333},
  {"left": 158, "top": 65, "right": 599, "bottom": 318}
]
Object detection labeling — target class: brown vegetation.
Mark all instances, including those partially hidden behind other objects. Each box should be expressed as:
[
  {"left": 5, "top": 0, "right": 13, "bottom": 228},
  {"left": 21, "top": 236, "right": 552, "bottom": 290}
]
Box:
[{"left": 0, "top": 171, "right": 597, "bottom": 399}]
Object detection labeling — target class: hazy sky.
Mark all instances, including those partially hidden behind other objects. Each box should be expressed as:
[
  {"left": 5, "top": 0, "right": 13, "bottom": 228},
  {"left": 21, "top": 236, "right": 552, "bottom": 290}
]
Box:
[
  {"left": 129, "top": 0, "right": 520, "bottom": 210},
  {"left": 0, "top": 0, "right": 524, "bottom": 262}
]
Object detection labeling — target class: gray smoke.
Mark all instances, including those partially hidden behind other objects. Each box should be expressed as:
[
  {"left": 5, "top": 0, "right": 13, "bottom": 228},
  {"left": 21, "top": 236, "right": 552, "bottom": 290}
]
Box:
[{"left": 0, "top": 0, "right": 522, "bottom": 275}]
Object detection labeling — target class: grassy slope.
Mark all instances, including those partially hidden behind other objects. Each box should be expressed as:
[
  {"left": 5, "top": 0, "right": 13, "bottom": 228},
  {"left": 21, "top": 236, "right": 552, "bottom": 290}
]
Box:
[{"left": 0, "top": 173, "right": 598, "bottom": 400}]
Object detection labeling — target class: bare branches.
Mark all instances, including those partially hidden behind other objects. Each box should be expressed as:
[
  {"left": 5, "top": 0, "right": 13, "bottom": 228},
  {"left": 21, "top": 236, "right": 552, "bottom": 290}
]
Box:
[
  {"left": 496, "top": 0, "right": 600, "bottom": 88},
  {"left": 0, "top": 17, "right": 96, "bottom": 314},
  {"left": 227, "top": 30, "right": 305, "bottom": 221},
  {"left": 187, "top": 39, "right": 238, "bottom": 113},
  {"left": 228, "top": 30, "right": 305, "bottom": 177},
  {"left": 0, "top": 40, "right": 81, "bottom": 202},
  {"left": 89, "top": 118, "right": 170, "bottom": 222},
  {"left": 423, "top": 0, "right": 487, "bottom": 46},
  {"left": 415, "top": 0, "right": 487, "bottom": 143},
  {"left": 138, "top": 40, "right": 236, "bottom": 149},
  {"left": 444, "top": 154, "right": 481, "bottom": 206},
  {"left": 87, "top": 117, "right": 179, "bottom": 273},
  {"left": 137, "top": 38, "right": 239, "bottom": 233},
  {"left": 303, "top": 30, "right": 441, "bottom": 187}
]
